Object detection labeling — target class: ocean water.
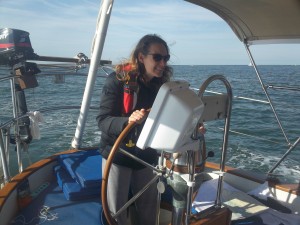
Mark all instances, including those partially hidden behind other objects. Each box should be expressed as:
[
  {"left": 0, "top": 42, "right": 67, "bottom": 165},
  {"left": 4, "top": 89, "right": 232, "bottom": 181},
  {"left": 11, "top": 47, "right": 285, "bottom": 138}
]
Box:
[{"left": 0, "top": 64, "right": 299, "bottom": 182}]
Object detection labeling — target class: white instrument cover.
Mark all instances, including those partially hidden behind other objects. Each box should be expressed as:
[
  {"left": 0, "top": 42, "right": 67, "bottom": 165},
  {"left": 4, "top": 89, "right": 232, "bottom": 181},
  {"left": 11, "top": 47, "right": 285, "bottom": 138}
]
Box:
[{"left": 136, "top": 80, "right": 204, "bottom": 153}]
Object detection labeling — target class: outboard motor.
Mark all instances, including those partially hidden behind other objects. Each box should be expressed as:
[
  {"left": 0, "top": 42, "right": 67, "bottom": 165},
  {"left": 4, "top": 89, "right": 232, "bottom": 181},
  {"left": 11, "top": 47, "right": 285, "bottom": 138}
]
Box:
[
  {"left": 0, "top": 28, "right": 40, "bottom": 146},
  {"left": 0, "top": 28, "right": 37, "bottom": 66}
]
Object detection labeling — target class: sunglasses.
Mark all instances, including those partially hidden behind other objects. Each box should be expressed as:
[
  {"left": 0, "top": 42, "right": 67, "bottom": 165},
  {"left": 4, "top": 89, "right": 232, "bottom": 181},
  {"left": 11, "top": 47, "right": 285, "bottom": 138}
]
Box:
[{"left": 148, "top": 53, "right": 170, "bottom": 62}]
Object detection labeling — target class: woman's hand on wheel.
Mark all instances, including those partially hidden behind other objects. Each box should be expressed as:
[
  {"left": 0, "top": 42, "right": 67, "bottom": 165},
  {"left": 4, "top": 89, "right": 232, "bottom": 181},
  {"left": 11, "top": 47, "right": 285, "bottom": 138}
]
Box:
[{"left": 128, "top": 108, "right": 147, "bottom": 124}]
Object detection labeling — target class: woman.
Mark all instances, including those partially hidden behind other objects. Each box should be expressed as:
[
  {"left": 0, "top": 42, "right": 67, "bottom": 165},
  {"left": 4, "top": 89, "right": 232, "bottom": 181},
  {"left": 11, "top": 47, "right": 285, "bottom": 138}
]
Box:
[{"left": 97, "top": 34, "right": 173, "bottom": 225}]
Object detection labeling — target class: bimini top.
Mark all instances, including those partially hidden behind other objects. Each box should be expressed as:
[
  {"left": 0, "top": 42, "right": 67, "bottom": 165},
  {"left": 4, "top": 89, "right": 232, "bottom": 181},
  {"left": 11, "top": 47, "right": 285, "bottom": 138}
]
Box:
[{"left": 186, "top": 0, "right": 300, "bottom": 45}]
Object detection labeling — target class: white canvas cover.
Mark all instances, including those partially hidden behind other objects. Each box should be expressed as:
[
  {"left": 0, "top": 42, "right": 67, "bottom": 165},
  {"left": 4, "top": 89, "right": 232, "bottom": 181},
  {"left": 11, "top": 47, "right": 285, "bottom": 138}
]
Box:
[{"left": 186, "top": 0, "right": 300, "bottom": 45}]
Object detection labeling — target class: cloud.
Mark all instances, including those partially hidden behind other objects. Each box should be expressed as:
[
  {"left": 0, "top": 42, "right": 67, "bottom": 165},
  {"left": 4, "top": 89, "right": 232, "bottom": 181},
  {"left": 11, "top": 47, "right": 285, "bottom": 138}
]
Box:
[
  {"left": 1, "top": 0, "right": 299, "bottom": 65},
  {"left": 0, "top": 0, "right": 99, "bottom": 57},
  {"left": 102, "top": 0, "right": 240, "bottom": 64}
]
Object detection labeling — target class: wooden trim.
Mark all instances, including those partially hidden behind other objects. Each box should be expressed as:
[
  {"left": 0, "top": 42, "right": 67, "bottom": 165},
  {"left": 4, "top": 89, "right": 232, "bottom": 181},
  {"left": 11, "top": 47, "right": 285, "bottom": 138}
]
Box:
[
  {"left": 205, "top": 161, "right": 266, "bottom": 184},
  {"left": 205, "top": 161, "right": 300, "bottom": 196},
  {"left": 190, "top": 207, "right": 232, "bottom": 225},
  {"left": 1, "top": 147, "right": 299, "bottom": 217},
  {"left": 269, "top": 183, "right": 300, "bottom": 195},
  {"left": 0, "top": 148, "right": 86, "bottom": 212}
]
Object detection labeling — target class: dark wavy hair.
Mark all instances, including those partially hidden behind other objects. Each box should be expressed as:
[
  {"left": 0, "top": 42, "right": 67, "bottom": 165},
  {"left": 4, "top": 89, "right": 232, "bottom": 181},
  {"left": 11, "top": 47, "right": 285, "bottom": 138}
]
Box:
[{"left": 115, "top": 34, "right": 173, "bottom": 88}]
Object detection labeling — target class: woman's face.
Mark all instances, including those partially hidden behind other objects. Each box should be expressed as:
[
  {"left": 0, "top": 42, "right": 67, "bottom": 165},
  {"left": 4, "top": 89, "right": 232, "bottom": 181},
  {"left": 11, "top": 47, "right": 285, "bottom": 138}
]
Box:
[{"left": 138, "top": 43, "right": 169, "bottom": 82}]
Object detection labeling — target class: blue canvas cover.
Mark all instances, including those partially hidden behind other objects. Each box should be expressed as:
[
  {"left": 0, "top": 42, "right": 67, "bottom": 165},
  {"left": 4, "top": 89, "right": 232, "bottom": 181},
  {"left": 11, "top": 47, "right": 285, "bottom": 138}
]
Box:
[
  {"left": 61, "top": 154, "right": 102, "bottom": 188},
  {"left": 54, "top": 165, "right": 100, "bottom": 200},
  {"left": 54, "top": 149, "right": 102, "bottom": 200}
]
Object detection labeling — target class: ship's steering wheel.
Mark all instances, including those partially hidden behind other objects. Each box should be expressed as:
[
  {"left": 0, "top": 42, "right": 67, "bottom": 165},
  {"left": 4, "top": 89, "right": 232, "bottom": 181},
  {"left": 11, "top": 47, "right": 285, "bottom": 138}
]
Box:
[
  {"left": 101, "top": 121, "right": 149, "bottom": 225},
  {"left": 101, "top": 121, "right": 207, "bottom": 225}
]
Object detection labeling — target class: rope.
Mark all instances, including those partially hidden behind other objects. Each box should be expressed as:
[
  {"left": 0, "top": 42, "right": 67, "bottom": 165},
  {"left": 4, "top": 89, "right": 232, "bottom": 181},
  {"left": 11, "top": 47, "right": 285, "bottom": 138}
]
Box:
[
  {"left": 38, "top": 205, "right": 58, "bottom": 223},
  {"left": 10, "top": 205, "right": 58, "bottom": 225}
]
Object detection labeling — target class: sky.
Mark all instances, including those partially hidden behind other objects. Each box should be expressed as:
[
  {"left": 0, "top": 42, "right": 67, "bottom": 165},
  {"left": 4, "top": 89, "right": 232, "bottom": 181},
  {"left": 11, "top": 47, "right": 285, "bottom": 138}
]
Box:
[{"left": 1, "top": 0, "right": 300, "bottom": 65}]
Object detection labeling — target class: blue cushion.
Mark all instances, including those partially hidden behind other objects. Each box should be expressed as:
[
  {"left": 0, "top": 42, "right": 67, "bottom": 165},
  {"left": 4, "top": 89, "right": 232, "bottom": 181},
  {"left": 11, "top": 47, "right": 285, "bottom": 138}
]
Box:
[
  {"left": 57, "top": 150, "right": 102, "bottom": 188},
  {"left": 54, "top": 165, "right": 100, "bottom": 201},
  {"left": 57, "top": 149, "right": 99, "bottom": 166},
  {"left": 62, "top": 154, "right": 102, "bottom": 188}
]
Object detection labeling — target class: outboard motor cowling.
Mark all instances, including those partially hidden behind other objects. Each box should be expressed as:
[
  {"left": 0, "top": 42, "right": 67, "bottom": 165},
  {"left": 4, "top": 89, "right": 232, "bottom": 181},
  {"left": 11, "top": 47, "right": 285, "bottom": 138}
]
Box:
[{"left": 0, "top": 28, "right": 35, "bottom": 66}]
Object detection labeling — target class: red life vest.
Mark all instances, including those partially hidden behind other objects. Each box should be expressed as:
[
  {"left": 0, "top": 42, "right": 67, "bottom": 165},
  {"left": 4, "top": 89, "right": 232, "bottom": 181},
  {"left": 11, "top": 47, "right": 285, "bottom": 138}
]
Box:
[
  {"left": 118, "top": 64, "right": 139, "bottom": 147},
  {"left": 121, "top": 64, "right": 138, "bottom": 116}
]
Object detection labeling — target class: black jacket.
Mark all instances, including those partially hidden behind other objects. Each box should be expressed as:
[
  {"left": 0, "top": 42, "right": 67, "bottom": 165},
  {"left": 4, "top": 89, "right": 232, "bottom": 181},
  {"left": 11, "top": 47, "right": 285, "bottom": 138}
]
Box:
[{"left": 96, "top": 72, "right": 159, "bottom": 169}]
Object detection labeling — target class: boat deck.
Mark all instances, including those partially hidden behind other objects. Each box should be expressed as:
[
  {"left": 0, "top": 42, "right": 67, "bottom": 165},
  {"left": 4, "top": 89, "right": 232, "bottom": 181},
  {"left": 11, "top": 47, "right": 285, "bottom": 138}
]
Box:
[
  {"left": 10, "top": 181, "right": 107, "bottom": 225},
  {"left": 6, "top": 149, "right": 300, "bottom": 225}
]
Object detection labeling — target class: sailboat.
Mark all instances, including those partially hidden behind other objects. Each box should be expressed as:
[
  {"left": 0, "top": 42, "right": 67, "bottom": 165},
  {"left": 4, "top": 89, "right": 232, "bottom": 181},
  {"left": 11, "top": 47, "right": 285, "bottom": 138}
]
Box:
[{"left": 1, "top": 1, "right": 300, "bottom": 225}]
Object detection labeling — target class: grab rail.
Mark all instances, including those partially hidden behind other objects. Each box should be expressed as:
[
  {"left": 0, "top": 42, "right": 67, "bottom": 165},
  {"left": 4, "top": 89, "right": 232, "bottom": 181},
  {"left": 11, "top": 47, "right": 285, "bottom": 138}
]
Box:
[{"left": 198, "top": 75, "right": 233, "bottom": 208}]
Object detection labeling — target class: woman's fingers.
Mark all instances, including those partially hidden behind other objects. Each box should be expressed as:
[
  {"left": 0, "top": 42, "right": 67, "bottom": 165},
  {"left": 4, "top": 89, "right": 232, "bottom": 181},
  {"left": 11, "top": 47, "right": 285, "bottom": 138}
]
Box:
[{"left": 129, "top": 109, "right": 147, "bottom": 124}]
